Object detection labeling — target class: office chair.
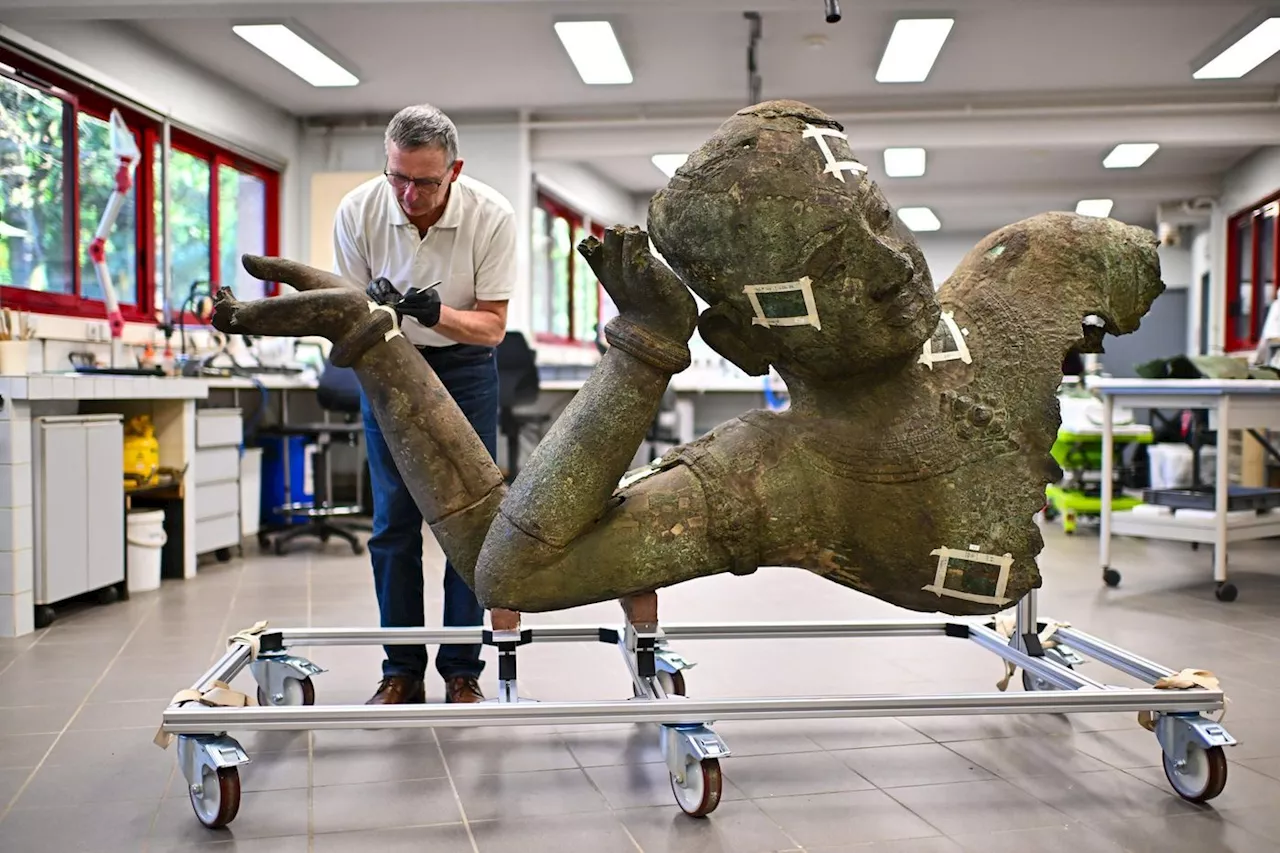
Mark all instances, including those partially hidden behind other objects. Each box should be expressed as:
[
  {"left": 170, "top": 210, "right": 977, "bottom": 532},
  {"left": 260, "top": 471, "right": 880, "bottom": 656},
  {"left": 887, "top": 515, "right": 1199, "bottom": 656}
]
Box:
[
  {"left": 497, "top": 331, "right": 551, "bottom": 483},
  {"left": 259, "top": 359, "right": 368, "bottom": 556}
]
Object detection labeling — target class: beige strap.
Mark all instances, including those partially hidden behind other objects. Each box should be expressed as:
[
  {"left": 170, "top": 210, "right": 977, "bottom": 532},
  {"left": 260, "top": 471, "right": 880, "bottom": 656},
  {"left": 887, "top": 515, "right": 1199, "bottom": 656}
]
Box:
[
  {"left": 1137, "top": 668, "right": 1228, "bottom": 730},
  {"left": 153, "top": 679, "right": 258, "bottom": 749},
  {"left": 228, "top": 620, "right": 270, "bottom": 660},
  {"left": 994, "top": 616, "right": 1072, "bottom": 692}
]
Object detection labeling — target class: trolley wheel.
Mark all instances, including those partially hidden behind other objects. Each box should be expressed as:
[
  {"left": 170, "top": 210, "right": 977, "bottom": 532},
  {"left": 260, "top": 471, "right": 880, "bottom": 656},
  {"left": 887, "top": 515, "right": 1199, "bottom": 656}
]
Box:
[
  {"left": 670, "top": 757, "right": 722, "bottom": 818},
  {"left": 94, "top": 585, "right": 119, "bottom": 606},
  {"left": 1103, "top": 567, "right": 1122, "bottom": 587},
  {"left": 1163, "top": 743, "right": 1228, "bottom": 803},
  {"left": 215, "top": 548, "right": 232, "bottom": 563},
  {"left": 190, "top": 764, "right": 241, "bottom": 828},
  {"left": 1215, "top": 582, "right": 1238, "bottom": 602},
  {"left": 657, "top": 669, "right": 687, "bottom": 698},
  {"left": 256, "top": 676, "right": 316, "bottom": 707}
]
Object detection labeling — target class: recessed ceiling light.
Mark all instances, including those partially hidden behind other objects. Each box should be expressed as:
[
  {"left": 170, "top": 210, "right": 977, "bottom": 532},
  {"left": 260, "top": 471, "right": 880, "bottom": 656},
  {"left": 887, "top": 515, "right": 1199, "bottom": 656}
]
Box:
[
  {"left": 1103, "top": 143, "right": 1160, "bottom": 169},
  {"left": 876, "top": 18, "right": 954, "bottom": 83},
  {"left": 1076, "top": 198, "right": 1114, "bottom": 218},
  {"left": 232, "top": 24, "right": 358, "bottom": 87},
  {"left": 883, "top": 147, "right": 927, "bottom": 177},
  {"left": 1193, "top": 17, "right": 1280, "bottom": 79},
  {"left": 651, "top": 153, "right": 688, "bottom": 178},
  {"left": 554, "top": 21, "right": 633, "bottom": 84},
  {"left": 897, "top": 206, "right": 941, "bottom": 231}
]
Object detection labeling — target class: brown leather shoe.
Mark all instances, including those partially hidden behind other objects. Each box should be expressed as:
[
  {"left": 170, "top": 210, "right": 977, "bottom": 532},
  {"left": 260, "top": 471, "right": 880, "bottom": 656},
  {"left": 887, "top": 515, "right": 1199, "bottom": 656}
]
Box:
[
  {"left": 365, "top": 676, "right": 425, "bottom": 705},
  {"left": 445, "top": 675, "right": 484, "bottom": 704}
]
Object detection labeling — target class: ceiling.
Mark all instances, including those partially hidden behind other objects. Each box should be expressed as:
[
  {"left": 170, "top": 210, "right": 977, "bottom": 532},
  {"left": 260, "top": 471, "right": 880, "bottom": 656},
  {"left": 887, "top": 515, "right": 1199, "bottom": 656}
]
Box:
[{"left": 6, "top": 0, "right": 1280, "bottom": 233}]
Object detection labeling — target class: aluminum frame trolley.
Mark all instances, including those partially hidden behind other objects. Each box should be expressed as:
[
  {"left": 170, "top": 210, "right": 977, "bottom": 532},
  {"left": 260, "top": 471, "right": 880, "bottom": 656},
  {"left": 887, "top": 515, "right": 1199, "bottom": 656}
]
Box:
[{"left": 155, "top": 589, "right": 1236, "bottom": 829}]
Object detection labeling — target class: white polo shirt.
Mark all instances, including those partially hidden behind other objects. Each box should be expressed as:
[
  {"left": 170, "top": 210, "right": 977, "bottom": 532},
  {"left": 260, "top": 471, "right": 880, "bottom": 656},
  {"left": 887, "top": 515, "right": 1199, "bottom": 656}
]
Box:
[{"left": 331, "top": 172, "right": 517, "bottom": 348}]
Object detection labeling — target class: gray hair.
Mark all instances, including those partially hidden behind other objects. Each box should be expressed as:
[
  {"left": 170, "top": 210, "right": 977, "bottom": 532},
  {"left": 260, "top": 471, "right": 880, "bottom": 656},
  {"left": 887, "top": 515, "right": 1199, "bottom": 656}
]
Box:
[{"left": 384, "top": 104, "right": 458, "bottom": 162}]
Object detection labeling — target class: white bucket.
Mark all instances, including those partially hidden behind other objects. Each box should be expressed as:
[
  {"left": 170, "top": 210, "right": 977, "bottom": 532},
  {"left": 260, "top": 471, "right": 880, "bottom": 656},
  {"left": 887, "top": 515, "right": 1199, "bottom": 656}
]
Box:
[{"left": 126, "top": 508, "right": 167, "bottom": 593}]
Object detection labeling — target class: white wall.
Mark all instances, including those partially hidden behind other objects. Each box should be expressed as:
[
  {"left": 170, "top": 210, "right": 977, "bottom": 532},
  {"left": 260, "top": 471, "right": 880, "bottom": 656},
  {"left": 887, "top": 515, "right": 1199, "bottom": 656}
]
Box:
[{"left": 533, "top": 161, "right": 643, "bottom": 227}]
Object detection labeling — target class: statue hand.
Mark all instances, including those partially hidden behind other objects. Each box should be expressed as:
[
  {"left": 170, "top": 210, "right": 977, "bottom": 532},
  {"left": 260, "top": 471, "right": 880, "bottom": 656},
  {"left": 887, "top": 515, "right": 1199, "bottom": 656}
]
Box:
[{"left": 579, "top": 226, "right": 697, "bottom": 345}]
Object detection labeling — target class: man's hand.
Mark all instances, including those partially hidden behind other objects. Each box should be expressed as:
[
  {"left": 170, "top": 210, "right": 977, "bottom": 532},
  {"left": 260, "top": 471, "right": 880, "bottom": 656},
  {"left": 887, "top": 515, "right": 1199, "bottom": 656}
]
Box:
[
  {"left": 578, "top": 226, "right": 697, "bottom": 345},
  {"left": 366, "top": 277, "right": 443, "bottom": 328}
]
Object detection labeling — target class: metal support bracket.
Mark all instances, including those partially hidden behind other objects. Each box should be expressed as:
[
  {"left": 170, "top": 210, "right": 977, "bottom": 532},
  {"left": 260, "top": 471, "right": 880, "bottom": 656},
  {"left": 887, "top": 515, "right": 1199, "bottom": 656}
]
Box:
[
  {"left": 176, "top": 733, "right": 250, "bottom": 792},
  {"left": 249, "top": 653, "right": 324, "bottom": 706},
  {"left": 661, "top": 724, "right": 731, "bottom": 785},
  {"left": 1155, "top": 712, "right": 1237, "bottom": 767}
]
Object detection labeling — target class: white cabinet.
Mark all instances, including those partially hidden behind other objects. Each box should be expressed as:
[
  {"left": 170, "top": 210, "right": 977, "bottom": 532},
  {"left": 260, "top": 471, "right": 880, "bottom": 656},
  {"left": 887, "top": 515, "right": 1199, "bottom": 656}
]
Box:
[
  {"left": 31, "top": 415, "right": 124, "bottom": 607},
  {"left": 194, "top": 408, "right": 242, "bottom": 556}
]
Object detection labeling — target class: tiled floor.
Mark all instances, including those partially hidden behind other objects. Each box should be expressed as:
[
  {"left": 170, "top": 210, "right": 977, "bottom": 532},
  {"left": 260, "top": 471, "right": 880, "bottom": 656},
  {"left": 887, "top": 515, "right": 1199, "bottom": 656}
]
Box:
[{"left": 2, "top": 520, "right": 1280, "bottom": 852}]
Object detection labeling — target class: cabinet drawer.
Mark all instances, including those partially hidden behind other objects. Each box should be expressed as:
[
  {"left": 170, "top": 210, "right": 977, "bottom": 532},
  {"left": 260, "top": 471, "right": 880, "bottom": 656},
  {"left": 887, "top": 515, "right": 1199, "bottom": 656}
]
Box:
[
  {"left": 195, "top": 513, "right": 240, "bottom": 554},
  {"left": 195, "top": 481, "right": 240, "bottom": 521},
  {"left": 196, "top": 409, "right": 243, "bottom": 448},
  {"left": 194, "top": 447, "right": 240, "bottom": 486}
]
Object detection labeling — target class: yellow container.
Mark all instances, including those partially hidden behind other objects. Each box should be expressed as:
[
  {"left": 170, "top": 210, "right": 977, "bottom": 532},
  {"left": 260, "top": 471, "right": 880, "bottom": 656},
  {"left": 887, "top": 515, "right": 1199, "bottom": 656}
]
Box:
[{"left": 124, "top": 415, "right": 160, "bottom": 487}]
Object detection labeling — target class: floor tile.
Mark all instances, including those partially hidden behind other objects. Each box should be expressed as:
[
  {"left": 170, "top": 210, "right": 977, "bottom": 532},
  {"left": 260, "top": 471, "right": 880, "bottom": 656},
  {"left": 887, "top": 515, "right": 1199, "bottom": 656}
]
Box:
[
  {"left": 454, "top": 767, "right": 610, "bottom": 820},
  {"left": 311, "top": 777, "right": 460, "bottom": 834},
  {"left": 831, "top": 742, "right": 995, "bottom": 789},
  {"left": 886, "top": 779, "right": 1070, "bottom": 835},
  {"left": 311, "top": 824, "right": 474, "bottom": 852},
  {"left": 753, "top": 789, "right": 943, "bottom": 848},
  {"left": 951, "top": 822, "right": 1128, "bottom": 853},
  {"left": 1086, "top": 812, "right": 1280, "bottom": 853},
  {"left": 619, "top": 799, "right": 799, "bottom": 853},
  {"left": 722, "top": 750, "right": 874, "bottom": 799},
  {"left": 584, "top": 760, "right": 746, "bottom": 810},
  {"left": 471, "top": 812, "right": 640, "bottom": 853}
]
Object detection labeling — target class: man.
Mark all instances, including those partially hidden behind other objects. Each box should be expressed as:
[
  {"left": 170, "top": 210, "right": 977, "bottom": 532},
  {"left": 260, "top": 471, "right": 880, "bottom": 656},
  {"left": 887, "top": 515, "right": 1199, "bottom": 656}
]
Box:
[{"left": 332, "top": 103, "right": 516, "bottom": 705}]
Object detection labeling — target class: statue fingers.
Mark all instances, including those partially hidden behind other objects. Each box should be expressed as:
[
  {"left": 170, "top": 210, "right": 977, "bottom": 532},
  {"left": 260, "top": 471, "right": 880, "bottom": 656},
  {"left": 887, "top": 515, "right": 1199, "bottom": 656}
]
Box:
[{"left": 241, "top": 254, "right": 359, "bottom": 294}]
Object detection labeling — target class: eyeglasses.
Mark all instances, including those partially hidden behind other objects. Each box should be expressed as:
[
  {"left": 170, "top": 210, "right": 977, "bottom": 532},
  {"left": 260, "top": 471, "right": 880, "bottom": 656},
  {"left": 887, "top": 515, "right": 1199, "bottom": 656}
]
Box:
[{"left": 384, "top": 164, "right": 453, "bottom": 191}]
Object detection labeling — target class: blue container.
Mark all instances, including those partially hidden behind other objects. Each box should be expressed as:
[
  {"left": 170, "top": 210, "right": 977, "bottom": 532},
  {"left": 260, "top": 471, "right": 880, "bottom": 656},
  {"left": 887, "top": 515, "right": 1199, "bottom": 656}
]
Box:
[{"left": 258, "top": 435, "right": 314, "bottom": 527}]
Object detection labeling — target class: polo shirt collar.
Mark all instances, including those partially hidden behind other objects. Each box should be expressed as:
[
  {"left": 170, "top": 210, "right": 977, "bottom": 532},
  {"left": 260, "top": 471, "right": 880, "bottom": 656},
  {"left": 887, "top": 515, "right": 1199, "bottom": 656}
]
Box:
[{"left": 382, "top": 177, "right": 463, "bottom": 229}]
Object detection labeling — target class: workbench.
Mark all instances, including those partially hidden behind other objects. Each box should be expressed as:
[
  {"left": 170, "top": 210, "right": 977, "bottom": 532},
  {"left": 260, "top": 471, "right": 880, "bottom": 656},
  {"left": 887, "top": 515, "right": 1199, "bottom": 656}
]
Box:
[{"left": 1092, "top": 377, "right": 1280, "bottom": 600}]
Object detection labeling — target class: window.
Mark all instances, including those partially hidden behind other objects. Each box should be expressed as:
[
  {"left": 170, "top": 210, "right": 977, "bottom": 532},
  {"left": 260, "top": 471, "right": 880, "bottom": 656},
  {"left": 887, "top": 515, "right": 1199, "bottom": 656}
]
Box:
[
  {"left": 1225, "top": 193, "right": 1280, "bottom": 352},
  {"left": 530, "top": 189, "right": 611, "bottom": 346},
  {"left": 0, "top": 45, "right": 281, "bottom": 325}
]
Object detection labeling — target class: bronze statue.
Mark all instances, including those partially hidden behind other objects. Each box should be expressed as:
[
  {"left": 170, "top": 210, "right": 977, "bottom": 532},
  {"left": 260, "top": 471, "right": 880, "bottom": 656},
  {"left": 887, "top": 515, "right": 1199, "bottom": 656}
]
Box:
[{"left": 212, "top": 99, "right": 1164, "bottom": 617}]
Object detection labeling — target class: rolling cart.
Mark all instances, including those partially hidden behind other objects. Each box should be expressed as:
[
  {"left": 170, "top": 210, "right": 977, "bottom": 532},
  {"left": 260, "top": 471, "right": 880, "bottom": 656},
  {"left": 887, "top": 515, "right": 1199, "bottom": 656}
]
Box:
[{"left": 155, "top": 585, "right": 1236, "bottom": 830}]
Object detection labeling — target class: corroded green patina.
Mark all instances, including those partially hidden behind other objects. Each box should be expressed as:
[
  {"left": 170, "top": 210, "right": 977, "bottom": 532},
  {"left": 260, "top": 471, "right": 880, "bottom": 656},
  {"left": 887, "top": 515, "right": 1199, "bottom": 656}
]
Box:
[{"left": 211, "top": 99, "right": 1164, "bottom": 617}]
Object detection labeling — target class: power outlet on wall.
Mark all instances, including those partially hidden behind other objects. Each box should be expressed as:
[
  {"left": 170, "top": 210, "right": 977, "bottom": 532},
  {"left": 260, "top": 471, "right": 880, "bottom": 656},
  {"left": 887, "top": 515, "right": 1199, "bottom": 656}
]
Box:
[{"left": 84, "top": 321, "right": 108, "bottom": 342}]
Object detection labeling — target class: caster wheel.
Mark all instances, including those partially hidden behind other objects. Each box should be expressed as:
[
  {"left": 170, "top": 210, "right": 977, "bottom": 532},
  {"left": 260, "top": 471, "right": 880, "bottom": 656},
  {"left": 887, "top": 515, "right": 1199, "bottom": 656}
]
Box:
[
  {"left": 657, "top": 670, "right": 687, "bottom": 698},
  {"left": 1102, "top": 567, "right": 1122, "bottom": 587},
  {"left": 215, "top": 548, "right": 232, "bottom": 563},
  {"left": 671, "top": 757, "right": 722, "bottom": 818},
  {"left": 1215, "top": 583, "right": 1238, "bottom": 602},
  {"left": 256, "top": 676, "right": 316, "bottom": 707},
  {"left": 1163, "top": 743, "right": 1228, "bottom": 803},
  {"left": 273, "top": 539, "right": 286, "bottom": 556},
  {"left": 1190, "top": 542, "right": 1200, "bottom": 551},
  {"left": 95, "top": 585, "right": 119, "bottom": 605},
  {"left": 190, "top": 764, "right": 241, "bottom": 828},
  {"left": 33, "top": 605, "right": 56, "bottom": 629},
  {"left": 257, "top": 532, "right": 271, "bottom": 551}
]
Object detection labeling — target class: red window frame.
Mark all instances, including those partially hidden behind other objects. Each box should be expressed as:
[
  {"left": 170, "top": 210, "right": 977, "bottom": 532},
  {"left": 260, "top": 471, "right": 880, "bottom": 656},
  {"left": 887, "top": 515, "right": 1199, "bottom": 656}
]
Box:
[
  {"left": 0, "top": 44, "right": 280, "bottom": 328},
  {"left": 533, "top": 188, "right": 606, "bottom": 347},
  {"left": 1224, "top": 189, "right": 1280, "bottom": 353}
]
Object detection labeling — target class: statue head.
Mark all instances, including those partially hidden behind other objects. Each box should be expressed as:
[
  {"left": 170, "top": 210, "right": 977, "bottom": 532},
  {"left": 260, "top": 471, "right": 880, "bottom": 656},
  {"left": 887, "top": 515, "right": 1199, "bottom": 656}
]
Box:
[{"left": 647, "top": 100, "right": 940, "bottom": 382}]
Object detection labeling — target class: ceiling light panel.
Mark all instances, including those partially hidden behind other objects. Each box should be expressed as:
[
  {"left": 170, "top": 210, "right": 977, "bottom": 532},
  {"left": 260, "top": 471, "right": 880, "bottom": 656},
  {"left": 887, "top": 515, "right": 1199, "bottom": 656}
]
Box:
[
  {"left": 232, "top": 24, "right": 358, "bottom": 87},
  {"left": 554, "top": 21, "right": 633, "bottom": 84},
  {"left": 1103, "top": 143, "right": 1160, "bottom": 169},
  {"left": 876, "top": 18, "right": 955, "bottom": 83},
  {"left": 1193, "top": 17, "right": 1280, "bottom": 79},
  {"left": 1076, "top": 198, "right": 1114, "bottom": 218},
  {"left": 883, "top": 147, "right": 927, "bottom": 177},
  {"left": 897, "top": 207, "right": 941, "bottom": 231}
]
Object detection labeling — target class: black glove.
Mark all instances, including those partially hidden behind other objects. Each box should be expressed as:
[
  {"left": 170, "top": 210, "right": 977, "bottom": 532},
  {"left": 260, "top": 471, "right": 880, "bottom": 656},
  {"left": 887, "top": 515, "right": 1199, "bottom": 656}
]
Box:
[{"left": 365, "top": 277, "right": 443, "bottom": 328}]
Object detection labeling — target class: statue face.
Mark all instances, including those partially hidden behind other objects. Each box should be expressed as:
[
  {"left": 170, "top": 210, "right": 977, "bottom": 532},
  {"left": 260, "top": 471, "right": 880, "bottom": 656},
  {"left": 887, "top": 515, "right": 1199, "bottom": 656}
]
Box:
[{"left": 648, "top": 101, "right": 941, "bottom": 381}]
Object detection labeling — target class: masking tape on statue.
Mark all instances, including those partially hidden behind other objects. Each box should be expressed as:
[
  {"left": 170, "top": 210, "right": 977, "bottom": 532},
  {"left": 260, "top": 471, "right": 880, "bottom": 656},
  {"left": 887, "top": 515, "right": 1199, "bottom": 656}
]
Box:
[
  {"left": 922, "top": 545, "right": 1014, "bottom": 606},
  {"left": 368, "top": 302, "right": 403, "bottom": 342},
  {"left": 919, "top": 310, "right": 972, "bottom": 370},
  {"left": 743, "top": 277, "right": 822, "bottom": 331},
  {"left": 801, "top": 124, "right": 867, "bottom": 184}
]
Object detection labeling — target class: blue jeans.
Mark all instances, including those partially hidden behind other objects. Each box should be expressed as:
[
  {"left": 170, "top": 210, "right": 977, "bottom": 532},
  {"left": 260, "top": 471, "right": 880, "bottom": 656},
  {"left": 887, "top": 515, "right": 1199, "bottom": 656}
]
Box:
[{"left": 361, "top": 343, "right": 499, "bottom": 682}]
